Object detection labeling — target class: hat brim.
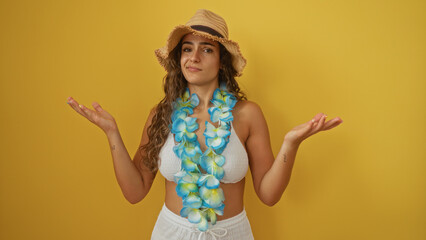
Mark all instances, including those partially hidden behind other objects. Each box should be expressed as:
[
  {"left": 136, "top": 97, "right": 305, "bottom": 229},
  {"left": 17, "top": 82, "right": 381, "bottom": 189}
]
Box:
[{"left": 155, "top": 25, "right": 246, "bottom": 77}]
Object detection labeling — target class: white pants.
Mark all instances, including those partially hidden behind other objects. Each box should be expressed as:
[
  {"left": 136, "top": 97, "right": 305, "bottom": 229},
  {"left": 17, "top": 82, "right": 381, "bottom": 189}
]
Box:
[{"left": 151, "top": 203, "right": 254, "bottom": 240}]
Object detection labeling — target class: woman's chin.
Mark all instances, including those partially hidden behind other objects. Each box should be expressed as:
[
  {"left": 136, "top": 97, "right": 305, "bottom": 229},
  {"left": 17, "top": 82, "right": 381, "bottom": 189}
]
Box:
[
  {"left": 184, "top": 75, "right": 219, "bottom": 86},
  {"left": 185, "top": 78, "right": 213, "bottom": 85}
]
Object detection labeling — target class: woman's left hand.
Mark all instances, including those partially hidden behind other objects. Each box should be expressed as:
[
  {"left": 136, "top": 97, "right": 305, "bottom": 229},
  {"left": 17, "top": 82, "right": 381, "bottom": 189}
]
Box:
[{"left": 284, "top": 113, "right": 343, "bottom": 146}]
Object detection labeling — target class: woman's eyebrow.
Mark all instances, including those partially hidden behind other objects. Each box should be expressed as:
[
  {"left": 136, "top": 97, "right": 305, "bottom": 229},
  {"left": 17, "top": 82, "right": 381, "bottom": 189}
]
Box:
[{"left": 182, "top": 41, "right": 216, "bottom": 47}]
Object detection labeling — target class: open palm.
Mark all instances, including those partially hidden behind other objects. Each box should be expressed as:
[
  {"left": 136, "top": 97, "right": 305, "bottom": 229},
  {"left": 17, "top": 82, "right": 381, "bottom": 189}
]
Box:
[
  {"left": 67, "top": 97, "right": 117, "bottom": 134},
  {"left": 284, "top": 113, "right": 343, "bottom": 145}
]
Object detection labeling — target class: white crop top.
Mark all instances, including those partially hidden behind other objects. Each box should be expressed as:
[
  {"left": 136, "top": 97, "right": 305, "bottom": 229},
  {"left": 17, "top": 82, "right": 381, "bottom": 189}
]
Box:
[{"left": 158, "top": 122, "right": 249, "bottom": 184}]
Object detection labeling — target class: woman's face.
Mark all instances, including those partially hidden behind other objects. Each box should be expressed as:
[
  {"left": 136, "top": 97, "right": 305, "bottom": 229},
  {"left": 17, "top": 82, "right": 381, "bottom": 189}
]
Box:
[{"left": 180, "top": 33, "right": 220, "bottom": 86}]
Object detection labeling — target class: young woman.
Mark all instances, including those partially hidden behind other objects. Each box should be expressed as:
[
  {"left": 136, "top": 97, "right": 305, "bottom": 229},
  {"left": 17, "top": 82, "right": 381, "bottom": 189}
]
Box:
[{"left": 67, "top": 9, "right": 343, "bottom": 240}]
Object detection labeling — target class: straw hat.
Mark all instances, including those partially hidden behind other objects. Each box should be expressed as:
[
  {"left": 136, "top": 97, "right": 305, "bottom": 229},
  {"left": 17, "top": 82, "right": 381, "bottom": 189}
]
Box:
[{"left": 154, "top": 9, "right": 246, "bottom": 77}]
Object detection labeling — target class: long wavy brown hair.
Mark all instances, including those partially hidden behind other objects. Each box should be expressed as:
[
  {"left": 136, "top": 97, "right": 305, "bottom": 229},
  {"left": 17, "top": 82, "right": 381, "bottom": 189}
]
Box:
[{"left": 139, "top": 37, "right": 247, "bottom": 173}]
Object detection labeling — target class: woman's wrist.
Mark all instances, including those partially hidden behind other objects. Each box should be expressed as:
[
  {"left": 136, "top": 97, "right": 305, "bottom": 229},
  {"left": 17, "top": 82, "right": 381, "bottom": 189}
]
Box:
[
  {"left": 105, "top": 124, "right": 119, "bottom": 138},
  {"left": 283, "top": 136, "right": 301, "bottom": 149}
]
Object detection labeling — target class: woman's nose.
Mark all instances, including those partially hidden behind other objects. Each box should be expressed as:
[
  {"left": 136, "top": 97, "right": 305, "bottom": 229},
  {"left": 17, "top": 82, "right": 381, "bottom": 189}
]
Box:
[{"left": 190, "top": 48, "right": 201, "bottom": 62}]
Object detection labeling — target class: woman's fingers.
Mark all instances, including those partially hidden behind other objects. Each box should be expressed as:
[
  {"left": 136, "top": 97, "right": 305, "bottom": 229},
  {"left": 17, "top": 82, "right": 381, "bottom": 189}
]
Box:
[
  {"left": 315, "top": 114, "right": 327, "bottom": 130},
  {"left": 92, "top": 101, "right": 103, "bottom": 112},
  {"left": 312, "top": 113, "right": 324, "bottom": 122},
  {"left": 307, "top": 113, "right": 328, "bottom": 135},
  {"left": 67, "top": 97, "right": 89, "bottom": 119},
  {"left": 67, "top": 97, "right": 118, "bottom": 134},
  {"left": 67, "top": 97, "right": 96, "bottom": 123},
  {"left": 323, "top": 117, "right": 343, "bottom": 130},
  {"left": 294, "top": 113, "right": 343, "bottom": 143},
  {"left": 312, "top": 114, "right": 343, "bottom": 132},
  {"left": 78, "top": 104, "right": 97, "bottom": 123},
  {"left": 311, "top": 113, "right": 326, "bottom": 129}
]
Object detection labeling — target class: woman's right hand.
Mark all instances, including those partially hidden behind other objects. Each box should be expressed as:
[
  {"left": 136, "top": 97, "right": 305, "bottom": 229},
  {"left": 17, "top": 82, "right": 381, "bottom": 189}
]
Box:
[{"left": 67, "top": 96, "right": 118, "bottom": 135}]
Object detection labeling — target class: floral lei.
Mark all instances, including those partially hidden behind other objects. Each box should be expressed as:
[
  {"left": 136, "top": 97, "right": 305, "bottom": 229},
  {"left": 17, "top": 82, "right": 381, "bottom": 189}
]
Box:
[{"left": 170, "top": 83, "right": 237, "bottom": 231}]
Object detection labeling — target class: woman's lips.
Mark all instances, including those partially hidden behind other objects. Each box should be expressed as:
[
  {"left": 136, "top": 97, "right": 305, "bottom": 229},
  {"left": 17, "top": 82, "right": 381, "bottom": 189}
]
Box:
[{"left": 187, "top": 67, "right": 201, "bottom": 72}]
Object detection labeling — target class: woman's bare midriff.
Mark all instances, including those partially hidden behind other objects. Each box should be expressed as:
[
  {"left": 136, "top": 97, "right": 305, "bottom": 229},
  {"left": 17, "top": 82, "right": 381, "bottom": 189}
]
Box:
[{"left": 164, "top": 177, "right": 246, "bottom": 221}]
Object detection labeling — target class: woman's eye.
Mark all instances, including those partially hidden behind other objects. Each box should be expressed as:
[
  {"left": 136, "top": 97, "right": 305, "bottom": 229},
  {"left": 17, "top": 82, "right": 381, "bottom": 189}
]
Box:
[{"left": 182, "top": 47, "right": 213, "bottom": 53}]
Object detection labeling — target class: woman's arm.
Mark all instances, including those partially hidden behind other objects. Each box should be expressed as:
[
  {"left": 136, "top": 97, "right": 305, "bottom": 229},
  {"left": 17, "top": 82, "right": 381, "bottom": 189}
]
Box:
[
  {"left": 112, "top": 110, "right": 157, "bottom": 204},
  {"left": 255, "top": 139, "right": 299, "bottom": 206},
  {"left": 107, "top": 108, "right": 157, "bottom": 204},
  {"left": 244, "top": 101, "right": 342, "bottom": 206},
  {"left": 67, "top": 97, "right": 157, "bottom": 204},
  {"left": 107, "top": 117, "right": 156, "bottom": 204},
  {"left": 107, "top": 129, "right": 144, "bottom": 204},
  {"left": 131, "top": 108, "right": 158, "bottom": 203}
]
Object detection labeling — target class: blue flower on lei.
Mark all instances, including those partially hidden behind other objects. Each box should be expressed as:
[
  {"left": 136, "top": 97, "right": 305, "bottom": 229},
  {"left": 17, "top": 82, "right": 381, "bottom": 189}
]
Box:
[
  {"left": 208, "top": 88, "right": 237, "bottom": 123},
  {"left": 171, "top": 116, "right": 199, "bottom": 142}
]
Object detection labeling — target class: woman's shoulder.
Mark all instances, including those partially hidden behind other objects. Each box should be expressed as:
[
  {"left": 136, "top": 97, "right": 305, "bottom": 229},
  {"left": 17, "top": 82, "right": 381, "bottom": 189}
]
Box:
[
  {"left": 233, "top": 100, "right": 265, "bottom": 139},
  {"left": 233, "top": 99, "right": 265, "bottom": 129},
  {"left": 234, "top": 99, "right": 263, "bottom": 116}
]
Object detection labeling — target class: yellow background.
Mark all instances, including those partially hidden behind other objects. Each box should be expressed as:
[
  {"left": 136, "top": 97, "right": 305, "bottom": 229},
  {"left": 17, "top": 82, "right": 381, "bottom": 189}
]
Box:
[{"left": 1, "top": 0, "right": 425, "bottom": 239}]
